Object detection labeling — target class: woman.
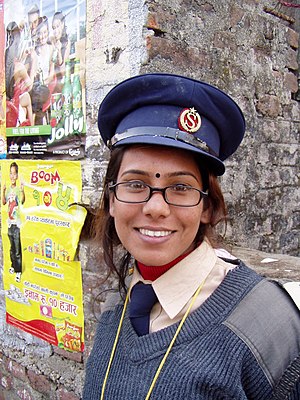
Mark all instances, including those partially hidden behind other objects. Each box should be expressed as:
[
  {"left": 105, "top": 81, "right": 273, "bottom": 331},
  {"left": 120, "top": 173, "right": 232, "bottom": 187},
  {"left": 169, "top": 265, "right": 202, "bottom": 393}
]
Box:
[
  {"left": 51, "top": 11, "right": 70, "bottom": 93},
  {"left": 83, "top": 74, "right": 300, "bottom": 399}
]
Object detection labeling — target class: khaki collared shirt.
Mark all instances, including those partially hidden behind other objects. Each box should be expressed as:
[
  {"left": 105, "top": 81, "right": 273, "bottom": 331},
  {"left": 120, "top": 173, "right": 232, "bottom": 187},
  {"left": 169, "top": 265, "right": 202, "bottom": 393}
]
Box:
[{"left": 129, "top": 240, "right": 236, "bottom": 333}]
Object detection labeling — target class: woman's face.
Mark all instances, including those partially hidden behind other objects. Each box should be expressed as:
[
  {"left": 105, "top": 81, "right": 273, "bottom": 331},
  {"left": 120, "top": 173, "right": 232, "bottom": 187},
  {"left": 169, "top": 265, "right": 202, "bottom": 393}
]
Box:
[
  {"left": 29, "top": 12, "right": 39, "bottom": 31},
  {"left": 109, "top": 146, "right": 210, "bottom": 266},
  {"left": 52, "top": 19, "right": 63, "bottom": 40},
  {"left": 38, "top": 25, "right": 48, "bottom": 45}
]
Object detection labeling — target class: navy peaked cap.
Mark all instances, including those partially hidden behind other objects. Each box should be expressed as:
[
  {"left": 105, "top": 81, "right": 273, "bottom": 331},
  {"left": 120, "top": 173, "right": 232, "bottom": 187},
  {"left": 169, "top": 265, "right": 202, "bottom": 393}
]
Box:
[{"left": 98, "top": 73, "right": 245, "bottom": 175}]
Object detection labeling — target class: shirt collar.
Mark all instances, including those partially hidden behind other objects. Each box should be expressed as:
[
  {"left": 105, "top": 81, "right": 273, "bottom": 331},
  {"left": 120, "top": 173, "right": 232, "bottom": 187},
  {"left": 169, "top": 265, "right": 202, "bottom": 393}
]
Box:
[{"left": 130, "top": 239, "right": 219, "bottom": 319}]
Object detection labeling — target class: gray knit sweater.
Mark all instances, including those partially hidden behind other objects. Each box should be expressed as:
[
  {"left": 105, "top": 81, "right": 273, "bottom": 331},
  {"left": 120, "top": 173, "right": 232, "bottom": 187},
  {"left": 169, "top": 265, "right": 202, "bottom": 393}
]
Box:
[{"left": 83, "top": 263, "right": 300, "bottom": 399}]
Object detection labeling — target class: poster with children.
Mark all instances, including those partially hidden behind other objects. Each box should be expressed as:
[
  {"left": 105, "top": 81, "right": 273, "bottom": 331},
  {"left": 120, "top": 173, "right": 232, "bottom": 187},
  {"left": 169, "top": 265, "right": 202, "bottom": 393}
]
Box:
[
  {"left": 4, "top": 0, "right": 86, "bottom": 159},
  {"left": 1, "top": 159, "right": 87, "bottom": 352}
]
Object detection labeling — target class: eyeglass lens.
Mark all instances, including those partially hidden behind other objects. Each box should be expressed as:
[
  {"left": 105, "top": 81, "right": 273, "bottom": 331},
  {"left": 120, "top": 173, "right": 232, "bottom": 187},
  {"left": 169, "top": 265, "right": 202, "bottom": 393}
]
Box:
[{"left": 113, "top": 182, "right": 203, "bottom": 206}]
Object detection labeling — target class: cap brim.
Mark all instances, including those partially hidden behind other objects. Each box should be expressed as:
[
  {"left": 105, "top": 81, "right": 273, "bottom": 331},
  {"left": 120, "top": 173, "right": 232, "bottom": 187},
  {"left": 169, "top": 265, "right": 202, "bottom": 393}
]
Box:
[{"left": 113, "top": 135, "right": 225, "bottom": 175}]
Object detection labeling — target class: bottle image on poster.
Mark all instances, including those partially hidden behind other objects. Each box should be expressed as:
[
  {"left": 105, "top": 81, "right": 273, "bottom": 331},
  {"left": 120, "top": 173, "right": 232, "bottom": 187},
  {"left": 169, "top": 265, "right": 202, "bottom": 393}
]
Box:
[
  {"left": 62, "top": 61, "right": 73, "bottom": 119},
  {"left": 47, "top": 58, "right": 85, "bottom": 158},
  {"left": 72, "top": 59, "right": 84, "bottom": 133}
]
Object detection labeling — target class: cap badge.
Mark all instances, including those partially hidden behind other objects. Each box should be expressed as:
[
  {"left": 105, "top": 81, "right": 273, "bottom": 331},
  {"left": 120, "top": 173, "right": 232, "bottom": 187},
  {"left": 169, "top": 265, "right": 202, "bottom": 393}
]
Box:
[{"left": 178, "top": 107, "right": 201, "bottom": 133}]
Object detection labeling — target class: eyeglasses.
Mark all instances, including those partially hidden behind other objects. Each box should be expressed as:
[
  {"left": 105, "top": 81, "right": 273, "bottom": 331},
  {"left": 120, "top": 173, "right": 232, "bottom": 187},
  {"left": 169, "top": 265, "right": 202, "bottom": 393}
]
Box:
[{"left": 109, "top": 181, "right": 208, "bottom": 207}]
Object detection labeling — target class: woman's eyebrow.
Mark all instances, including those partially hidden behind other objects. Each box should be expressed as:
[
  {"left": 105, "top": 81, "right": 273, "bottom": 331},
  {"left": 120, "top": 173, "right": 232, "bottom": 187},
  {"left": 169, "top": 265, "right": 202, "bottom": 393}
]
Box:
[
  {"left": 120, "top": 169, "right": 149, "bottom": 178},
  {"left": 120, "top": 169, "right": 200, "bottom": 182},
  {"left": 167, "top": 171, "right": 200, "bottom": 181}
]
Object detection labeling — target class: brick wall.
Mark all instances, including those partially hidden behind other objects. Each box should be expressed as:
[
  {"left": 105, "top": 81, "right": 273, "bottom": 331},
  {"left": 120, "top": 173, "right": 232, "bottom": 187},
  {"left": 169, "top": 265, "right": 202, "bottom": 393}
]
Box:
[{"left": 0, "top": 0, "right": 299, "bottom": 398}]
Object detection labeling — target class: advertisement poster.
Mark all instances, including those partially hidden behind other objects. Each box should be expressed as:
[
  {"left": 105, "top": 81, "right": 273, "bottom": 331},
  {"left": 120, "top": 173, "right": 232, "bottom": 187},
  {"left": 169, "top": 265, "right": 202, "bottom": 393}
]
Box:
[
  {"left": 0, "top": 0, "right": 6, "bottom": 158},
  {"left": 1, "top": 159, "right": 87, "bottom": 351},
  {"left": 4, "top": 0, "right": 86, "bottom": 159}
]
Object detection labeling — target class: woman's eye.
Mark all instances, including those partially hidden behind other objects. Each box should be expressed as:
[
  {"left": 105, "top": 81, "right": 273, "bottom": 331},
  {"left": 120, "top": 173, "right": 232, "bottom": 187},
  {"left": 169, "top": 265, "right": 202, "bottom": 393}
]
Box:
[
  {"left": 125, "top": 181, "right": 147, "bottom": 191},
  {"left": 170, "top": 184, "right": 191, "bottom": 192}
]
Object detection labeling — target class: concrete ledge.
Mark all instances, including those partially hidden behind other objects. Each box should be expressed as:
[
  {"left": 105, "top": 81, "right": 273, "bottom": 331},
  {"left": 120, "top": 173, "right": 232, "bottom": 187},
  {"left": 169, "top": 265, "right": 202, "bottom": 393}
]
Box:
[{"left": 232, "top": 247, "right": 300, "bottom": 280}]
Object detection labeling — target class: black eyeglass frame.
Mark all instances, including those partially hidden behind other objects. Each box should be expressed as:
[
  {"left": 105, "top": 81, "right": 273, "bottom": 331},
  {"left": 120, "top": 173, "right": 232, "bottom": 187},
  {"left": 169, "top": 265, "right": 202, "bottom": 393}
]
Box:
[{"left": 108, "top": 181, "right": 208, "bottom": 207}]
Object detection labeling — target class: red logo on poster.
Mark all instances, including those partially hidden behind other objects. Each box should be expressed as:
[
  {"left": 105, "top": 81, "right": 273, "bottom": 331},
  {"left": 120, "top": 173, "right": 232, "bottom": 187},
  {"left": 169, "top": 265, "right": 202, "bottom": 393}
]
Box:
[{"left": 43, "top": 191, "right": 52, "bottom": 207}]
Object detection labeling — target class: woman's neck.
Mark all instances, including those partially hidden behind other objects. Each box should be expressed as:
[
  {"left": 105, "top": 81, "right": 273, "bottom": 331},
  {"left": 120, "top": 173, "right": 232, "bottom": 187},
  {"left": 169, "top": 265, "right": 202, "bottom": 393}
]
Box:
[{"left": 137, "top": 251, "right": 193, "bottom": 281}]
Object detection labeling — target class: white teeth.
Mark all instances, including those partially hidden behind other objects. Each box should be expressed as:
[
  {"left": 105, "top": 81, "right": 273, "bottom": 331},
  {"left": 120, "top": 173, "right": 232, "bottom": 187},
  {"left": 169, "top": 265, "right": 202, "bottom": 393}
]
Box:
[{"left": 139, "top": 229, "right": 172, "bottom": 238}]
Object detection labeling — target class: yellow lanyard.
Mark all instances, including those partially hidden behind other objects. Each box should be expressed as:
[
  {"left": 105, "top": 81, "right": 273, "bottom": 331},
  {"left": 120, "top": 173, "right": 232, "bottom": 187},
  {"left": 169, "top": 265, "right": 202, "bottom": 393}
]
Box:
[{"left": 100, "top": 278, "right": 206, "bottom": 400}]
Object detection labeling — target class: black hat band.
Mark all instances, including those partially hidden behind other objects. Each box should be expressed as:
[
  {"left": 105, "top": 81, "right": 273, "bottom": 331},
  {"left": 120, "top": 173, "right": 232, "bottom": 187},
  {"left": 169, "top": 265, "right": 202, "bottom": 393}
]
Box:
[{"left": 108, "top": 126, "right": 210, "bottom": 153}]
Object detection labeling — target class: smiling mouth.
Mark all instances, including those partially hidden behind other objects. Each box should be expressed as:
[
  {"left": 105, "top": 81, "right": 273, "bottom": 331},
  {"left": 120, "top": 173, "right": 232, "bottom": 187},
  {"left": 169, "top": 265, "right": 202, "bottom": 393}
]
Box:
[{"left": 139, "top": 228, "right": 173, "bottom": 238}]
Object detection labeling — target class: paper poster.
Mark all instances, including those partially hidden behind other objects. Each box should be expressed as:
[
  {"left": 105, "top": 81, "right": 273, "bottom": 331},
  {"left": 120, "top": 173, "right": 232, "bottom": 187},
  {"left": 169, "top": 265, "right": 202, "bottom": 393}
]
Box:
[
  {"left": 1, "top": 159, "right": 87, "bottom": 351},
  {"left": 0, "top": 0, "right": 6, "bottom": 158},
  {"left": 4, "top": 0, "right": 86, "bottom": 159}
]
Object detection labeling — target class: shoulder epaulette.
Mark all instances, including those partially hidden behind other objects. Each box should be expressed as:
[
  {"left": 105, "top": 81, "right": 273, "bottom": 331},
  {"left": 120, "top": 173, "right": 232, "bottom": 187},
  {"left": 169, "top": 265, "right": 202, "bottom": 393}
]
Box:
[{"left": 223, "top": 279, "right": 300, "bottom": 397}]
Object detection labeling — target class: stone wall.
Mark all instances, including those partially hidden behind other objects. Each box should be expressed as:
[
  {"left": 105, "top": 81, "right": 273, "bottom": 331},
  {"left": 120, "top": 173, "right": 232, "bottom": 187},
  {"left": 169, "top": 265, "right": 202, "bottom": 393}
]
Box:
[
  {"left": 0, "top": 0, "right": 299, "bottom": 398},
  {"left": 151, "top": 1, "right": 299, "bottom": 256},
  {"left": 85, "top": 0, "right": 300, "bottom": 256}
]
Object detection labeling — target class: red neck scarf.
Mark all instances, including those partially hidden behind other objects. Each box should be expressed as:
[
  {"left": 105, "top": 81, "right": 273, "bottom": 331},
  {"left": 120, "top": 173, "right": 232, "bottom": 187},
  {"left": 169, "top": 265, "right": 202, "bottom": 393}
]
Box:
[{"left": 136, "top": 251, "right": 192, "bottom": 281}]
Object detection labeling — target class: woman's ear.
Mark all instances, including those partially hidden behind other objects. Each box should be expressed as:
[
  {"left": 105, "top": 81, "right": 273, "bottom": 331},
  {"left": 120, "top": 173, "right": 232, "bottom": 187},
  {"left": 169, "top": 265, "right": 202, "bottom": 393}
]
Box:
[
  {"left": 200, "top": 202, "right": 211, "bottom": 224},
  {"left": 109, "top": 192, "right": 115, "bottom": 217}
]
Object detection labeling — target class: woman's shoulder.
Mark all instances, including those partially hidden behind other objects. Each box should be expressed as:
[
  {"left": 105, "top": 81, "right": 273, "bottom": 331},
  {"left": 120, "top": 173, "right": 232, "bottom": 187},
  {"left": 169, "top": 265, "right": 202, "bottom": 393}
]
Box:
[
  {"left": 225, "top": 276, "right": 299, "bottom": 325},
  {"left": 223, "top": 276, "right": 299, "bottom": 389}
]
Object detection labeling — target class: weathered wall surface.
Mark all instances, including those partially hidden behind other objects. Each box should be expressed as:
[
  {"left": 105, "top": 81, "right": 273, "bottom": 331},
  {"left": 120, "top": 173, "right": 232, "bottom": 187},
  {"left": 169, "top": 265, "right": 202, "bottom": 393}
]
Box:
[
  {"left": 85, "top": 0, "right": 300, "bottom": 256},
  {"left": 0, "top": 0, "right": 299, "bottom": 398}
]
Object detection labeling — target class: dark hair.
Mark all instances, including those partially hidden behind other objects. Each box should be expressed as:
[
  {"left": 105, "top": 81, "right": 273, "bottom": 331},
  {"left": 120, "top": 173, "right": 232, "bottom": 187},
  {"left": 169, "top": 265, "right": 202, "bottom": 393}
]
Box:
[
  {"left": 28, "top": 4, "right": 40, "bottom": 16},
  {"left": 10, "top": 162, "right": 18, "bottom": 173},
  {"left": 52, "top": 11, "right": 68, "bottom": 43},
  {"left": 5, "top": 23, "right": 21, "bottom": 100},
  {"left": 92, "top": 145, "right": 227, "bottom": 294}
]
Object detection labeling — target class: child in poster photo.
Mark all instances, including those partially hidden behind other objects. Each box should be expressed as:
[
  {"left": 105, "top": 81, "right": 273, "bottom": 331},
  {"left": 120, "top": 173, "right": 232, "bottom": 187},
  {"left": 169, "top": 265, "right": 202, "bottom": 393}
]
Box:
[{"left": 2, "top": 162, "right": 25, "bottom": 282}]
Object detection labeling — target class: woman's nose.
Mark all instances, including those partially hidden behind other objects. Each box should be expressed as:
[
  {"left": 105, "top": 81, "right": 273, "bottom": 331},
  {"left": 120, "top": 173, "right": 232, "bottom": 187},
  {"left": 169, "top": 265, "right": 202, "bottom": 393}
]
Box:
[{"left": 142, "top": 192, "right": 171, "bottom": 218}]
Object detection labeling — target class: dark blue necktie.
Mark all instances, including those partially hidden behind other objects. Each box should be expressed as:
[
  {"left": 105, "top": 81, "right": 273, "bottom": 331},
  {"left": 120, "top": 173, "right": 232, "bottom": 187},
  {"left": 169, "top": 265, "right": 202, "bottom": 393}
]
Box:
[{"left": 129, "top": 282, "right": 158, "bottom": 336}]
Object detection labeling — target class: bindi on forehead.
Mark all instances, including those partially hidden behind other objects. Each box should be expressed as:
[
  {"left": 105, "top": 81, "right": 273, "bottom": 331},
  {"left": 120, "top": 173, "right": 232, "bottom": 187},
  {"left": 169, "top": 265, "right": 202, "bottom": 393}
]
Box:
[{"left": 155, "top": 173, "right": 160, "bottom": 178}]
